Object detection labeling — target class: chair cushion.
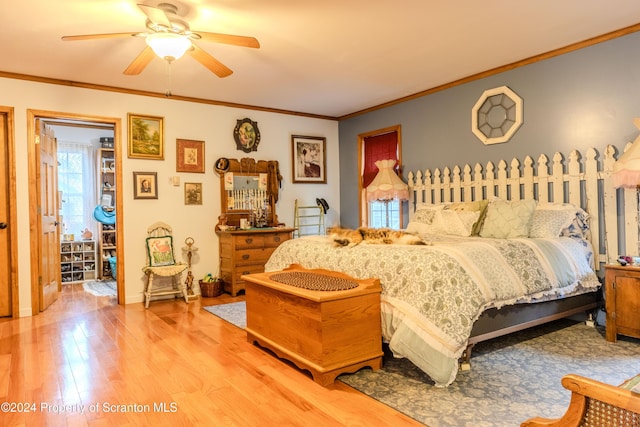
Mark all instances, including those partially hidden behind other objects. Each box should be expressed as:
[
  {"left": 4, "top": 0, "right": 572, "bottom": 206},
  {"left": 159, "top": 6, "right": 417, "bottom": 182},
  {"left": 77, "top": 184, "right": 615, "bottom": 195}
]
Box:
[
  {"left": 146, "top": 236, "right": 176, "bottom": 266},
  {"left": 142, "top": 263, "right": 187, "bottom": 276}
]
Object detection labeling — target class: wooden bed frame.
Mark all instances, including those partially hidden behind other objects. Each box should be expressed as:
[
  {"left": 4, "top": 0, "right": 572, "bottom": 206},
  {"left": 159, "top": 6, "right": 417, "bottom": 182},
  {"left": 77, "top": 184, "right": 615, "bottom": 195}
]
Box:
[{"left": 406, "top": 144, "right": 633, "bottom": 364}]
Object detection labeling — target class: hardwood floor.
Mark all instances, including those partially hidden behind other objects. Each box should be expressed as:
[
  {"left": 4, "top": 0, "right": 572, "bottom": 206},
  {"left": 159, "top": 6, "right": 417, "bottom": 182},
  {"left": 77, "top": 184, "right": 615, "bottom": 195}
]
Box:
[{"left": 0, "top": 283, "right": 424, "bottom": 426}]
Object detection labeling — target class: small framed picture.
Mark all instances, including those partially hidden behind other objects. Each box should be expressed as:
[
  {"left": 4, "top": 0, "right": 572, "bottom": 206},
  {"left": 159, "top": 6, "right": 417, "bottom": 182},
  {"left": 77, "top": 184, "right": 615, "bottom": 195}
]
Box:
[
  {"left": 176, "top": 139, "right": 205, "bottom": 173},
  {"left": 133, "top": 172, "right": 158, "bottom": 199},
  {"left": 128, "top": 113, "right": 164, "bottom": 160},
  {"left": 292, "top": 135, "right": 326, "bottom": 183},
  {"left": 184, "top": 182, "right": 202, "bottom": 205}
]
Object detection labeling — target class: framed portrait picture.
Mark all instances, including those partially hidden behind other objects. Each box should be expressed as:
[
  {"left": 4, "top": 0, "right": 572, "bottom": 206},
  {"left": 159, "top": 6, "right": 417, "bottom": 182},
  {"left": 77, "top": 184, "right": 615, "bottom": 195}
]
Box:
[
  {"left": 176, "top": 139, "right": 205, "bottom": 173},
  {"left": 184, "top": 182, "right": 203, "bottom": 205},
  {"left": 128, "top": 113, "right": 164, "bottom": 160},
  {"left": 292, "top": 135, "right": 326, "bottom": 183},
  {"left": 133, "top": 172, "right": 158, "bottom": 199}
]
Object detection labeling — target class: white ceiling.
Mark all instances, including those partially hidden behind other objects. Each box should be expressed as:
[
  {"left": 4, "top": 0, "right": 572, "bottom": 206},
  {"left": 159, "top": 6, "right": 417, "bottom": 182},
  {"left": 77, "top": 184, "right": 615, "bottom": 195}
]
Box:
[{"left": 2, "top": 1, "right": 640, "bottom": 119}]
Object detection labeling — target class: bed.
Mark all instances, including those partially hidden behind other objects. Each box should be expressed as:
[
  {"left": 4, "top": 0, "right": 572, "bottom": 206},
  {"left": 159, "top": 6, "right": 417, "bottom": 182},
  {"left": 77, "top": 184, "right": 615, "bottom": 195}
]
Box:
[{"left": 265, "top": 145, "right": 634, "bottom": 386}]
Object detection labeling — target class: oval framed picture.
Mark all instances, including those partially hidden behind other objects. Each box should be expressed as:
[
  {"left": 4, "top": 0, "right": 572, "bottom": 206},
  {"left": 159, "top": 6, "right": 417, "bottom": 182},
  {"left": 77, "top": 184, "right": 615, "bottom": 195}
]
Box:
[{"left": 234, "top": 118, "right": 260, "bottom": 153}]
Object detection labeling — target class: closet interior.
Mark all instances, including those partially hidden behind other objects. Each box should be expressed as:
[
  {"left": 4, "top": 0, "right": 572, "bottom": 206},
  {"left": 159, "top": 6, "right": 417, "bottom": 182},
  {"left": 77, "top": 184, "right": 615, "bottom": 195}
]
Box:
[{"left": 52, "top": 121, "right": 116, "bottom": 286}]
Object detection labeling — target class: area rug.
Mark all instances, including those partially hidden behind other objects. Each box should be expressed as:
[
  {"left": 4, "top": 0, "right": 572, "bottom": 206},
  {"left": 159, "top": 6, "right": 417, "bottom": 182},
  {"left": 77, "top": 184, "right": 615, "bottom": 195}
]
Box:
[
  {"left": 202, "top": 302, "right": 247, "bottom": 329},
  {"left": 202, "top": 301, "right": 640, "bottom": 427},
  {"left": 83, "top": 280, "right": 117, "bottom": 297}
]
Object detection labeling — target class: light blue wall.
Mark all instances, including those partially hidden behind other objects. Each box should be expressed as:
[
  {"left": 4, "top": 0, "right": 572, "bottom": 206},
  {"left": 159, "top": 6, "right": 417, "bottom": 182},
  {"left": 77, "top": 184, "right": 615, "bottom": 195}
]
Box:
[{"left": 339, "top": 31, "right": 640, "bottom": 228}]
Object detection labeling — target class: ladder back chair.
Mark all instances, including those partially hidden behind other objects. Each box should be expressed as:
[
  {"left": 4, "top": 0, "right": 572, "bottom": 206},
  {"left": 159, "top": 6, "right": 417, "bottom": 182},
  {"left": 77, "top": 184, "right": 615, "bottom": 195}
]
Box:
[{"left": 142, "top": 222, "right": 188, "bottom": 308}]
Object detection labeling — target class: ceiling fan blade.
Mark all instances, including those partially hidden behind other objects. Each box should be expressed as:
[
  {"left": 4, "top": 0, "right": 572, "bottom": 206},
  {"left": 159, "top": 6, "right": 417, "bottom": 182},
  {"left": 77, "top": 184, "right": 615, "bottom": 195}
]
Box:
[
  {"left": 123, "top": 46, "right": 156, "bottom": 75},
  {"left": 188, "top": 44, "right": 233, "bottom": 78},
  {"left": 137, "top": 4, "right": 171, "bottom": 28},
  {"left": 62, "top": 32, "right": 139, "bottom": 41},
  {"left": 195, "top": 32, "right": 260, "bottom": 49}
]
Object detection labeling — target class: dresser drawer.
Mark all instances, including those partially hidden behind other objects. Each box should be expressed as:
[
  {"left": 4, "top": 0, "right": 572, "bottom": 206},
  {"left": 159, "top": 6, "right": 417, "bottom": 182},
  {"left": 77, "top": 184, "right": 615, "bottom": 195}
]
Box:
[
  {"left": 235, "top": 248, "right": 272, "bottom": 265},
  {"left": 234, "top": 235, "right": 265, "bottom": 249},
  {"left": 233, "top": 264, "right": 265, "bottom": 280},
  {"left": 264, "top": 232, "right": 291, "bottom": 248}
]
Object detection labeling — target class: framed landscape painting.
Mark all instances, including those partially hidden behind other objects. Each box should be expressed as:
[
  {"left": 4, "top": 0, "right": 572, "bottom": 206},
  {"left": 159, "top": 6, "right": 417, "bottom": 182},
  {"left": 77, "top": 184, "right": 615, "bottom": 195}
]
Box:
[{"left": 128, "top": 113, "right": 164, "bottom": 160}]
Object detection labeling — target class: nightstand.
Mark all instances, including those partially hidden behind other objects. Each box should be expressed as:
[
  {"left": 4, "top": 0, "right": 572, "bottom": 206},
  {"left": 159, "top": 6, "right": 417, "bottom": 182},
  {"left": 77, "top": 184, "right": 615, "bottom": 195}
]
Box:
[{"left": 604, "top": 264, "right": 640, "bottom": 342}]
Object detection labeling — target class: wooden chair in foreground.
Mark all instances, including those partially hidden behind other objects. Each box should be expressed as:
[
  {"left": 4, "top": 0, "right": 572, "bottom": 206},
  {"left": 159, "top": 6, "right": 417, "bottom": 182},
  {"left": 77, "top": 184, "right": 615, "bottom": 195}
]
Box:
[
  {"left": 521, "top": 374, "right": 640, "bottom": 427},
  {"left": 142, "top": 222, "right": 188, "bottom": 308}
]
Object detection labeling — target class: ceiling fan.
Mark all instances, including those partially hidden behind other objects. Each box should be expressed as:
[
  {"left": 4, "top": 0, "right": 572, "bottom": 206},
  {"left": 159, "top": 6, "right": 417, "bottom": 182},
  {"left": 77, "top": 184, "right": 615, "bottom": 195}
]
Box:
[{"left": 62, "top": 2, "right": 260, "bottom": 78}]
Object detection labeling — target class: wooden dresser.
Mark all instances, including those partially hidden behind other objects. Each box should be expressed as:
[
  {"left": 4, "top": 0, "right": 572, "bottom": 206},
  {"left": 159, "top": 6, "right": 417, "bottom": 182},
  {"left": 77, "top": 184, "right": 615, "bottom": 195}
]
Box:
[
  {"left": 217, "top": 228, "right": 294, "bottom": 296},
  {"left": 604, "top": 264, "right": 640, "bottom": 342}
]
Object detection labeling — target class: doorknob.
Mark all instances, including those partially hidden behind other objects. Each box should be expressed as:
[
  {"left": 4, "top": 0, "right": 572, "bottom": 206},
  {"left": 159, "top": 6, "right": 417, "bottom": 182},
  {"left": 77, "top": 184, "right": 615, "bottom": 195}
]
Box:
[
  {"left": 0, "top": 223, "right": 7, "bottom": 229},
  {"left": 54, "top": 221, "right": 59, "bottom": 226}
]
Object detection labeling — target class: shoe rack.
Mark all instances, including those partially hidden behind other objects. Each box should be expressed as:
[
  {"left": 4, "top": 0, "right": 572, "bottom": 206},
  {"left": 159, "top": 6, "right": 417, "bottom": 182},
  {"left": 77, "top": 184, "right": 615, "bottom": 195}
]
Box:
[
  {"left": 61, "top": 240, "right": 96, "bottom": 283},
  {"left": 97, "top": 145, "right": 116, "bottom": 280}
]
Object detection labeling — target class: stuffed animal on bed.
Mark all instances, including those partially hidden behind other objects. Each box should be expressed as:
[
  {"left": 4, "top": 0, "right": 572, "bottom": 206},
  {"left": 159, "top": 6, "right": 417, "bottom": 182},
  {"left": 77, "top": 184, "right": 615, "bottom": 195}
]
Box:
[{"left": 330, "top": 227, "right": 425, "bottom": 247}]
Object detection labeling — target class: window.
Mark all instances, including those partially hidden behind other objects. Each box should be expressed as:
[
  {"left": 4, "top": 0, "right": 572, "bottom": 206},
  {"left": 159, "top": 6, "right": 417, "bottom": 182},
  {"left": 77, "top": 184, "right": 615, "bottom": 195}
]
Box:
[
  {"left": 368, "top": 199, "right": 401, "bottom": 229},
  {"left": 358, "top": 126, "right": 403, "bottom": 229},
  {"left": 58, "top": 142, "right": 97, "bottom": 235}
]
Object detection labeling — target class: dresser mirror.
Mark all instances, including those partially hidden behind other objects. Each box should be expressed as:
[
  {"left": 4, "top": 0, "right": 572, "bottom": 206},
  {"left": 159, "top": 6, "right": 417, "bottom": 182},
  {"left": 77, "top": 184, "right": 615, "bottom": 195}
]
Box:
[{"left": 215, "top": 157, "right": 282, "bottom": 229}]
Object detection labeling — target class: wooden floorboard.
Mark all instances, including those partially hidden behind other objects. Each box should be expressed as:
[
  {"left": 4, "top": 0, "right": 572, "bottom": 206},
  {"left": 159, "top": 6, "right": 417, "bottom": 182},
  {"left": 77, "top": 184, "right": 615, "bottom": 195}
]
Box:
[{"left": 0, "top": 283, "right": 424, "bottom": 426}]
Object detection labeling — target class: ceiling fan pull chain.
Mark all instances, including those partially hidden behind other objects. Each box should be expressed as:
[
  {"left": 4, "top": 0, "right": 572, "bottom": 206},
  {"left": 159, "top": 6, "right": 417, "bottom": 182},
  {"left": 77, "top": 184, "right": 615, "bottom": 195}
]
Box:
[{"left": 165, "top": 61, "right": 172, "bottom": 97}]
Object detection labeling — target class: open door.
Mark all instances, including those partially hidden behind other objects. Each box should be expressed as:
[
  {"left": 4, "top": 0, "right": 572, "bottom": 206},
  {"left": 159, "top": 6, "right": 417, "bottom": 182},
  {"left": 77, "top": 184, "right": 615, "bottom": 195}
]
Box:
[
  {"left": 37, "top": 118, "right": 61, "bottom": 311},
  {"left": 0, "top": 111, "right": 12, "bottom": 316}
]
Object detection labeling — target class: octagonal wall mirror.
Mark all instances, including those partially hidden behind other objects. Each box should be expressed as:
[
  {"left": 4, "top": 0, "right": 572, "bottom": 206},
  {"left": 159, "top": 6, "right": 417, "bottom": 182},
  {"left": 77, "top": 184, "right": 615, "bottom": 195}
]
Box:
[{"left": 471, "top": 86, "right": 523, "bottom": 145}]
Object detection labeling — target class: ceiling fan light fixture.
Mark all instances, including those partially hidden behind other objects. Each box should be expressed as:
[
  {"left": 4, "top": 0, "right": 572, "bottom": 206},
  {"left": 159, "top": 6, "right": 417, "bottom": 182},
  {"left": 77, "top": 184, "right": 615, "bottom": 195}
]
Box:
[{"left": 146, "top": 33, "right": 191, "bottom": 62}]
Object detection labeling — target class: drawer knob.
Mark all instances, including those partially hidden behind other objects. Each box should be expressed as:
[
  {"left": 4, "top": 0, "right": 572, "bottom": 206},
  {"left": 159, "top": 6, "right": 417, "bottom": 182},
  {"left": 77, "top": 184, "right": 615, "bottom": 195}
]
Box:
[
  {"left": 245, "top": 238, "right": 253, "bottom": 244},
  {"left": 242, "top": 271, "right": 251, "bottom": 275},
  {"left": 242, "top": 254, "right": 250, "bottom": 260},
  {"left": 274, "top": 236, "right": 281, "bottom": 242}
]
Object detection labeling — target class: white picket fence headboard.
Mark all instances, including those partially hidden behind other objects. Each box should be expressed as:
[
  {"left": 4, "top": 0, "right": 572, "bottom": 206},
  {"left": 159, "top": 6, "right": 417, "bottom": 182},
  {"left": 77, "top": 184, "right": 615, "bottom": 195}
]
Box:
[{"left": 406, "top": 145, "right": 636, "bottom": 269}]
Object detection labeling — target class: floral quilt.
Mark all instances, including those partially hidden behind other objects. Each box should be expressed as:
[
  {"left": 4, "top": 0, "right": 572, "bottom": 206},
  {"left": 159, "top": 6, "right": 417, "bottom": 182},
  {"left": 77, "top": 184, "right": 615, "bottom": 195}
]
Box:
[{"left": 264, "top": 234, "right": 601, "bottom": 386}]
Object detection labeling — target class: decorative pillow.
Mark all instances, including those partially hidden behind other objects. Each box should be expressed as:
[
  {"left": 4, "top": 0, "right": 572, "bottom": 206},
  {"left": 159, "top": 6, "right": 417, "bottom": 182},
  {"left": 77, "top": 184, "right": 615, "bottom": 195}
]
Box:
[
  {"left": 529, "top": 203, "right": 586, "bottom": 238},
  {"left": 407, "top": 209, "right": 480, "bottom": 236},
  {"left": 560, "top": 207, "right": 590, "bottom": 239},
  {"left": 446, "top": 200, "right": 487, "bottom": 212},
  {"left": 479, "top": 199, "right": 537, "bottom": 239},
  {"left": 406, "top": 221, "right": 431, "bottom": 235},
  {"left": 438, "top": 210, "right": 480, "bottom": 236},
  {"left": 445, "top": 200, "right": 489, "bottom": 235},
  {"left": 411, "top": 201, "right": 488, "bottom": 236},
  {"left": 413, "top": 207, "right": 441, "bottom": 225},
  {"left": 146, "top": 236, "right": 176, "bottom": 266}
]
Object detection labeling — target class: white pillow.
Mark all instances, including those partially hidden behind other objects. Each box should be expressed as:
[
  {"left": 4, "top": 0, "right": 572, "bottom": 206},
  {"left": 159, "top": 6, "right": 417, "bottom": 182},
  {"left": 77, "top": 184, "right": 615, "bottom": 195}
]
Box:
[
  {"left": 479, "top": 199, "right": 537, "bottom": 238},
  {"left": 407, "top": 209, "right": 480, "bottom": 237},
  {"left": 438, "top": 210, "right": 480, "bottom": 236},
  {"left": 529, "top": 203, "right": 580, "bottom": 238},
  {"left": 413, "top": 206, "right": 441, "bottom": 225},
  {"left": 406, "top": 221, "right": 431, "bottom": 235}
]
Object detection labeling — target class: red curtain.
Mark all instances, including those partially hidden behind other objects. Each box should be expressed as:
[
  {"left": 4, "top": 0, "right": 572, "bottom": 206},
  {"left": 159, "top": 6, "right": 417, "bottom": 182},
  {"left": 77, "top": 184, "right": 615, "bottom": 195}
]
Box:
[{"left": 362, "top": 131, "right": 398, "bottom": 189}]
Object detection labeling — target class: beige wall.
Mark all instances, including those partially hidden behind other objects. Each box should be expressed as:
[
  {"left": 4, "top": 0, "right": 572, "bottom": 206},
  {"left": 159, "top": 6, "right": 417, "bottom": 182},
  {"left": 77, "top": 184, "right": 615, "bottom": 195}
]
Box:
[{"left": 1, "top": 77, "right": 339, "bottom": 314}]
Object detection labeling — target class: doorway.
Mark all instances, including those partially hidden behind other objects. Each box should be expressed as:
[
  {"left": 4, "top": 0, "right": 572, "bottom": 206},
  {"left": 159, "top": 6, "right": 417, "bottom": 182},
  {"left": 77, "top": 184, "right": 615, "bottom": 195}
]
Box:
[
  {"left": 53, "top": 121, "right": 116, "bottom": 287},
  {"left": 0, "top": 107, "right": 18, "bottom": 317},
  {"left": 27, "top": 110, "right": 124, "bottom": 314}
]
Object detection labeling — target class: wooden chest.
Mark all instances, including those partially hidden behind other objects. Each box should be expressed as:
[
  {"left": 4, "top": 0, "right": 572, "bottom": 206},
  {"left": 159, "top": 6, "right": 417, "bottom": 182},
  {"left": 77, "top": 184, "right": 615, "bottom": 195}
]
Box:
[
  {"left": 216, "top": 228, "right": 293, "bottom": 296},
  {"left": 242, "top": 265, "right": 383, "bottom": 386}
]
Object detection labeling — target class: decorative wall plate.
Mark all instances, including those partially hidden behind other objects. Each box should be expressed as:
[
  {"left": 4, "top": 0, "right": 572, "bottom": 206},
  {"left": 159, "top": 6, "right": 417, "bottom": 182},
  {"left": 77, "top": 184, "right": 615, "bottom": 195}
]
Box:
[
  {"left": 234, "top": 118, "right": 260, "bottom": 153},
  {"left": 471, "top": 86, "right": 523, "bottom": 145}
]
